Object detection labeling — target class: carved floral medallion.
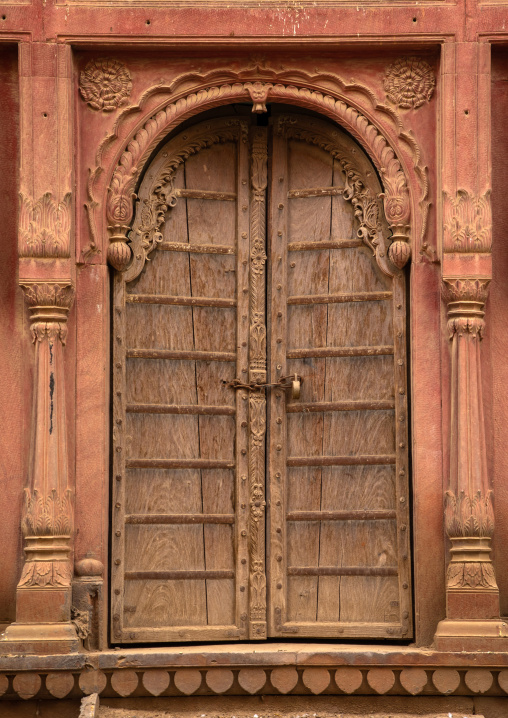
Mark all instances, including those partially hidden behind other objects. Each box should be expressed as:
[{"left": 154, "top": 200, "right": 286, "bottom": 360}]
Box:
[
  {"left": 384, "top": 57, "right": 435, "bottom": 110},
  {"left": 79, "top": 59, "right": 132, "bottom": 112}
]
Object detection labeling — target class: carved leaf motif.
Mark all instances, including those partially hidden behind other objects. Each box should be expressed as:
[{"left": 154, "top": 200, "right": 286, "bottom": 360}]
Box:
[
  {"left": 443, "top": 190, "right": 492, "bottom": 253},
  {"left": 445, "top": 490, "right": 494, "bottom": 538},
  {"left": 22, "top": 489, "right": 73, "bottom": 537},
  {"left": 19, "top": 561, "right": 72, "bottom": 587},
  {"left": 19, "top": 192, "right": 71, "bottom": 258},
  {"left": 447, "top": 562, "right": 498, "bottom": 590}
]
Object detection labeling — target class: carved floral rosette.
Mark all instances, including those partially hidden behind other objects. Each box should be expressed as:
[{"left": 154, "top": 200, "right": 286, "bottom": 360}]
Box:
[
  {"left": 384, "top": 57, "right": 435, "bottom": 110},
  {"left": 80, "top": 58, "right": 132, "bottom": 112}
]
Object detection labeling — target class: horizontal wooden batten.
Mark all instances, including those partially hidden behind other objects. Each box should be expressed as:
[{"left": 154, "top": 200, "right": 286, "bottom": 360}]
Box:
[
  {"left": 288, "top": 566, "right": 398, "bottom": 577},
  {"left": 126, "top": 403, "right": 235, "bottom": 416},
  {"left": 126, "top": 294, "right": 236, "bottom": 308},
  {"left": 125, "top": 570, "right": 235, "bottom": 581},
  {"left": 287, "top": 455, "right": 396, "bottom": 467},
  {"left": 288, "top": 240, "right": 362, "bottom": 252},
  {"left": 125, "top": 513, "right": 235, "bottom": 525},
  {"left": 287, "top": 510, "right": 397, "bottom": 521},
  {"left": 288, "top": 291, "right": 392, "bottom": 306},
  {"left": 159, "top": 242, "right": 235, "bottom": 255},
  {"left": 288, "top": 187, "right": 345, "bottom": 198},
  {"left": 126, "top": 459, "right": 235, "bottom": 470},
  {"left": 286, "top": 400, "right": 395, "bottom": 413},
  {"left": 287, "top": 346, "right": 394, "bottom": 359},
  {"left": 126, "top": 349, "right": 236, "bottom": 362},
  {"left": 174, "top": 188, "right": 236, "bottom": 201}
]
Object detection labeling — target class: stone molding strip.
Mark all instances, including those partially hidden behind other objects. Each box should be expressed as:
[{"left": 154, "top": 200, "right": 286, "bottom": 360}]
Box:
[{"left": 2, "top": 665, "right": 508, "bottom": 701}]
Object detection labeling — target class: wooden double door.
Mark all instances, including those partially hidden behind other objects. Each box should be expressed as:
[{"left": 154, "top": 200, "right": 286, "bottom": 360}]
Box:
[{"left": 111, "top": 108, "right": 412, "bottom": 643}]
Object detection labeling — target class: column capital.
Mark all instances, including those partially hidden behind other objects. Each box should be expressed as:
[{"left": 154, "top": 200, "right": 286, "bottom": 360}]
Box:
[
  {"left": 442, "top": 277, "right": 490, "bottom": 339},
  {"left": 20, "top": 282, "right": 75, "bottom": 344}
]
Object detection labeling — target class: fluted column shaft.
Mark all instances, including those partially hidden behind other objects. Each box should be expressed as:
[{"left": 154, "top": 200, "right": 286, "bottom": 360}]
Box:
[
  {"left": 1, "top": 283, "right": 79, "bottom": 654},
  {"left": 441, "top": 278, "right": 498, "bottom": 620}
]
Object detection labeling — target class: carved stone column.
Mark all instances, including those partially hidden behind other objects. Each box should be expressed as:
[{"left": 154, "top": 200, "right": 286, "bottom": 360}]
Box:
[
  {"left": 435, "top": 278, "right": 508, "bottom": 649},
  {"left": 1, "top": 282, "right": 79, "bottom": 654}
]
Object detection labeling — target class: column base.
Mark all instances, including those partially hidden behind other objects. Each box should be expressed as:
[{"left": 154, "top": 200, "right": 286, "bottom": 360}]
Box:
[
  {"left": 434, "top": 618, "right": 508, "bottom": 651},
  {"left": 0, "top": 621, "right": 80, "bottom": 654}
]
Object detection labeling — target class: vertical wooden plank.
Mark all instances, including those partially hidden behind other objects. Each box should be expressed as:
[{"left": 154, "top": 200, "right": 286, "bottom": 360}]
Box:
[
  {"left": 111, "top": 276, "right": 126, "bottom": 643},
  {"left": 113, "top": 117, "right": 251, "bottom": 642},
  {"left": 269, "top": 111, "right": 412, "bottom": 639},
  {"left": 234, "top": 120, "right": 251, "bottom": 639},
  {"left": 267, "top": 121, "right": 289, "bottom": 637},
  {"left": 247, "top": 126, "right": 268, "bottom": 639}
]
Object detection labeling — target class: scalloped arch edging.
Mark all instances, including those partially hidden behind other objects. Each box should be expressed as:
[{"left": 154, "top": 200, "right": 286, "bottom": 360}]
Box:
[{"left": 83, "top": 65, "right": 429, "bottom": 262}]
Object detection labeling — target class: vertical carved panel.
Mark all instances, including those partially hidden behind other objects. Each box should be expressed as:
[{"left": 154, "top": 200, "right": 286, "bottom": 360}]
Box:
[{"left": 248, "top": 128, "right": 268, "bottom": 639}]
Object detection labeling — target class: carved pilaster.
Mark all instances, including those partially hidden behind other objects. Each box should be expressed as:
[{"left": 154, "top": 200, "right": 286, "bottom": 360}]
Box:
[
  {"left": 435, "top": 278, "right": 508, "bottom": 648},
  {"left": 1, "top": 282, "right": 79, "bottom": 654}
]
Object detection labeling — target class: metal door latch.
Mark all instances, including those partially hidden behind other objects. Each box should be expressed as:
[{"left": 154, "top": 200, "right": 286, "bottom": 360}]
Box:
[{"left": 222, "top": 374, "right": 302, "bottom": 400}]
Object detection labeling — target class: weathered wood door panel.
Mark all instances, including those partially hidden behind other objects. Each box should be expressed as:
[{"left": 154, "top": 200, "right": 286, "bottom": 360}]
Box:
[
  {"left": 112, "top": 117, "right": 252, "bottom": 643},
  {"left": 267, "top": 113, "right": 411, "bottom": 639},
  {"left": 111, "top": 111, "right": 412, "bottom": 643}
]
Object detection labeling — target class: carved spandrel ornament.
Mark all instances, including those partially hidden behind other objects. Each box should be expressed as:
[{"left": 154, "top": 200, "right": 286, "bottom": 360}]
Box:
[
  {"left": 276, "top": 115, "right": 408, "bottom": 275},
  {"left": 384, "top": 57, "right": 435, "bottom": 110},
  {"left": 79, "top": 58, "right": 132, "bottom": 112}
]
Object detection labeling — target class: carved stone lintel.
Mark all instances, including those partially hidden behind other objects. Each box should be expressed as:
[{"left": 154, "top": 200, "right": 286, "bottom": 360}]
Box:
[
  {"left": 19, "top": 192, "right": 71, "bottom": 259},
  {"left": 443, "top": 190, "right": 492, "bottom": 253}
]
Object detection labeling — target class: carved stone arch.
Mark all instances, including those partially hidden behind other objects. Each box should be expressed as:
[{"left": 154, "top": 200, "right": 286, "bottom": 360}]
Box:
[{"left": 92, "top": 65, "right": 427, "bottom": 269}]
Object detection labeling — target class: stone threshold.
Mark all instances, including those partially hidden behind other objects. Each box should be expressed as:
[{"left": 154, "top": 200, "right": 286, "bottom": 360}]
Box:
[
  {"left": 1, "top": 644, "right": 508, "bottom": 702},
  {"left": 3, "top": 643, "right": 508, "bottom": 671}
]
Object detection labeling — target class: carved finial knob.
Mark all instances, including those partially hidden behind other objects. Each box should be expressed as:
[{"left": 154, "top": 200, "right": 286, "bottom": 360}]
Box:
[
  {"left": 107, "top": 226, "right": 132, "bottom": 271},
  {"left": 75, "top": 556, "right": 104, "bottom": 577},
  {"left": 389, "top": 240, "right": 411, "bottom": 269}
]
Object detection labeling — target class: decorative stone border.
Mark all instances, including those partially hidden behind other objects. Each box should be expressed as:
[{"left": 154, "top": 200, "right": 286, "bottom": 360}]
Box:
[{"left": 2, "top": 666, "right": 508, "bottom": 701}]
